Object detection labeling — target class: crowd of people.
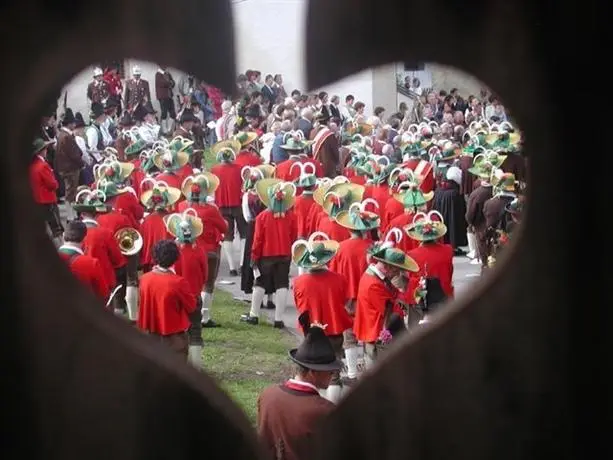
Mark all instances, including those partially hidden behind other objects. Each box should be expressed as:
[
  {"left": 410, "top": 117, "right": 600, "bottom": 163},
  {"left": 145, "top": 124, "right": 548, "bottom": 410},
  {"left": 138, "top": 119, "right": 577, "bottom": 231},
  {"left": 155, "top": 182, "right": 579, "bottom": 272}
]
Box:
[{"left": 29, "top": 63, "right": 526, "bottom": 460}]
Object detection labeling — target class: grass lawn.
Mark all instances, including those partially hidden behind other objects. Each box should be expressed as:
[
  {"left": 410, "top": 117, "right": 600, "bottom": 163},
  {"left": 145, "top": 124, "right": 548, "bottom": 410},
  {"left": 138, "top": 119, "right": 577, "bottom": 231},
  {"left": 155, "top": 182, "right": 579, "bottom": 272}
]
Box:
[{"left": 202, "top": 289, "right": 297, "bottom": 423}]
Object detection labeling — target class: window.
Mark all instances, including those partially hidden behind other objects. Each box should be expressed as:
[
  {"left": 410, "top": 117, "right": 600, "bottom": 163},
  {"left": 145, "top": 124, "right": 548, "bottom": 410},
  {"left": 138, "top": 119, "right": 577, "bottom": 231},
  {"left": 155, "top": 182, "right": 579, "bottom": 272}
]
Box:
[
  {"left": 403, "top": 61, "right": 426, "bottom": 71},
  {"left": 99, "top": 60, "right": 126, "bottom": 78}
]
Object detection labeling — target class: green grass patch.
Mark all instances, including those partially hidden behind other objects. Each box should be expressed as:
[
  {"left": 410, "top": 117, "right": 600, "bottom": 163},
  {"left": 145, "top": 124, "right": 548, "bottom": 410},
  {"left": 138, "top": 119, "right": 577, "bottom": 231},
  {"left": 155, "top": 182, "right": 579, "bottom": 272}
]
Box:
[{"left": 203, "top": 289, "right": 297, "bottom": 423}]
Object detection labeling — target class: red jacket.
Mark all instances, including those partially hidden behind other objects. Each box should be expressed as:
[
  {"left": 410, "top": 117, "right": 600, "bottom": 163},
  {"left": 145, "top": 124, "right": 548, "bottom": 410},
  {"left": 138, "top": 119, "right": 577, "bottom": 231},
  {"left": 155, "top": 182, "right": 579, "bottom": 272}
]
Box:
[
  {"left": 251, "top": 210, "right": 297, "bottom": 262},
  {"left": 275, "top": 158, "right": 301, "bottom": 182},
  {"left": 174, "top": 243, "right": 208, "bottom": 297},
  {"left": 155, "top": 172, "right": 182, "bottom": 190},
  {"left": 363, "top": 184, "right": 391, "bottom": 226},
  {"left": 108, "top": 192, "right": 144, "bottom": 229},
  {"left": 407, "top": 242, "right": 454, "bottom": 299},
  {"left": 383, "top": 198, "right": 404, "bottom": 232},
  {"left": 354, "top": 270, "right": 401, "bottom": 343},
  {"left": 137, "top": 271, "right": 196, "bottom": 335},
  {"left": 58, "top": 250, "right": 110, "bottom": 300},
  {"left": 29, "top": 156, "right": 58, "bottom": 204},
  {"left": 349, "top": 174, "right": 367, "bottom": 186},
  {"left": 96, "top": 211, "right": 133, "bottom": 236},
  {"left": 177, "top": 201, "right": 228, "bottom": 252},
  {"left": 317, "top": 215, "right": 351, "bottom": 242},
  {"left": 292, "top": 193, "right": 317, "bottom": 238},
  {"left": 211, "top": 163, "right": 242, "bottom": 208},
  {"left": 301, "top": 156, "right": 324, "bottom": 177},
  {"left": 386, "top": 212, "right": 420, "bottom": 255},
  {"left": 293, "top": 270, "right": 352, "bottom": 336},
  {"left": 329, "top": 237, "right": 372, "bottom": 299},
  {"left": 82, "top": 219, "right": 126, "bottom": 287},
  {"left": 103, "top": 71, "right": 122, "bottom": 97},
  {"left": 234, "top": 151, "right": 262, "bottom": 170},
  {"left": 129, "top": 159, "right": 146, "bottom": 196},
  {"left": 306, "top": 206, "right": 325, "bottom": 236},
  {"left": 139, "top": 212, "right": 172, "bottom": 267}
]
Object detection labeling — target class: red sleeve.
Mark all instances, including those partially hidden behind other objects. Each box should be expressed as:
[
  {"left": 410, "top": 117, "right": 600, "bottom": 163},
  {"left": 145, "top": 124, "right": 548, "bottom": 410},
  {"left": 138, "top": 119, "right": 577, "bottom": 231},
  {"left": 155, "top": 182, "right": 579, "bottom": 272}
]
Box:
[
  {"left": 91, "top": 259, "right": 110, "bottom": 300},
  {"left": 106, "top": 231, "right": 127, "bottom": 269},
  {"left": 290, "top": 212, "right": 298, "bottom": 244},
  {"left": 130, "top": 194, "right": 144, "bottom": 222},
  {"left": 251, "top": 213, "right": 265, "bottom": 263},
  {"left": 41, "top": 164, "right": 59, "bottom": 191},
  {"left": 211, "top": 207, "right": 229, "bottom": 234},
  {"left": 177, "top": 277, "right": 197, "bottom": 314}
]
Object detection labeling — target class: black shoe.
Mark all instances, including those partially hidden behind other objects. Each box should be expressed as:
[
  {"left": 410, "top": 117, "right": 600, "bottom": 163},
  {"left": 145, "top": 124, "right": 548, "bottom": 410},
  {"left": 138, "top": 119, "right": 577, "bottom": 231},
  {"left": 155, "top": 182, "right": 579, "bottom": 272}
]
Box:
[
  {"left": 240, "top": 314, "right": 259, "bottom": 325},
  {"left": 202, "top": 320, "right": 220, "bottom": 328},
  {"left": 273, "top": 321, "right": 285, "bottom": 329},
  {"left": 454, "top": 248, "right": 467, "bottom": 256},
  {"left": 263, "top": 300, "right": 275, "bottom": 310},
  {"left": 229, "top": 269, "right": 238, "bottom": 276}
]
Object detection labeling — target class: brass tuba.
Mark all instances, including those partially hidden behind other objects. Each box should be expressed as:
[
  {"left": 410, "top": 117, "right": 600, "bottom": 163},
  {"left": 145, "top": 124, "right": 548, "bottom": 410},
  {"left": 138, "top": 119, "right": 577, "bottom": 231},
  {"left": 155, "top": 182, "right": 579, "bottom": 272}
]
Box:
[{"left": 115, "top": 227, "right": 143, "bottom": 256}]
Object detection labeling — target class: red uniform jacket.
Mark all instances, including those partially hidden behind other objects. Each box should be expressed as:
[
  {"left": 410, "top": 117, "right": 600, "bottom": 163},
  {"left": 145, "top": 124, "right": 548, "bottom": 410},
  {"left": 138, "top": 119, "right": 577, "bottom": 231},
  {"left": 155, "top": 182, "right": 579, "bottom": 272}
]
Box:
[
  {"left": 108, "top": 192, "right": 144, "bottom": 229},
  {"left": 137, "top": 271, "right": 196, "bottom": 335},
  {"left": 275, "top": 158, "right": 301, "bottom": 182},
  {"left": 177, "top": 201, "right": 228, "bottom": 253},
  {"left": 234, "top": 151, "right": 262, "bottom": 169},
  {"left": 302, "top": 156, "right": 324, "bottom": 177},
  {"left": 139, "top": 212, "right": 172, "bottom": 268},
  {"left": 155, "top": 172, "right": 182, "bottom": 190},
  {"left": 58, "top": 250, "right": 109, "bottom": 300},
  {"left": 386, "top": 212, "right": 420, "bottom": 254},
  {"left": 292, "top": 193, "right": 317, "bottom": 238},
  {"left": 29, "top": 156, "right": 58, "bottom": 204},
  {"left": 96, "top": 211, "right": 133, "bottom": 237},
  {"left": 363, "top": 184, "right": 391, "bottom": 227},
  {"left": 402, "top": 159, "right": 435, "bottom": 194},
  {"left": 383, "top": 198, "right": 404, "bottom": 232},
  {"left": 128, "top": 159, "right": 146, "bottom": 196},
  {"left": 82, "top": 219, "right": 126, "bottom": 287},
  {"left": 407, "top": 242, "right": 454, "bottom": 299},
  {"left": 354, "top": 270, "right": 401, "bottom": 343},
  {"left": 293, "top": 270, "right": 352, "bottom": 336},
  {"left": 251, "top": 210, "right": 297, "bottom": 262},
  {"left": 329, "top": 238, "right": 372, "bottom": 300},
  {"left": 349, "top": 175, "right": 367, "bottom": 186},
  {"left": 174, "top": 243, "right": 208, "bottom": 297},
  {"left": 317, "top": 215, "right": 351, "bottom": 242},
  {"left": 211, "top": 163, "right": 242, "bottom": 208},
  {"left": 305, "top": 205, "right": 325, "bottom": 236}
]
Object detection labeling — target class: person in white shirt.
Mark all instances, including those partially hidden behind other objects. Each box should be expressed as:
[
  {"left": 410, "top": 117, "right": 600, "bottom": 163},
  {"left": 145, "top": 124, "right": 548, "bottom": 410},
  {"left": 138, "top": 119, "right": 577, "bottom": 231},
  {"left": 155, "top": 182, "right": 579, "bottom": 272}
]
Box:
[
  {"left": 135, "top": 102, "right": 161, "bottom": 146},
  {"left": 73, "top": 112, "right": 95, "bottom": 185},
  {"left": 215, "top": 100, "right": 235, "bottom": 141},
  {"left": 85, "top": 102, "right": 107, "bottom": 163}
]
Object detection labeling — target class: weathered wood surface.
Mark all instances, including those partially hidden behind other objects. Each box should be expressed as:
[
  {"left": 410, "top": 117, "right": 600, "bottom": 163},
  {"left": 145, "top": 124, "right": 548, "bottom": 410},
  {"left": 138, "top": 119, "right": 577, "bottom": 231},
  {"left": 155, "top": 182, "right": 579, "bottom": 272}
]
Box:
[{"left": 0, "top": 0, "right": 582, "bottom": 459}]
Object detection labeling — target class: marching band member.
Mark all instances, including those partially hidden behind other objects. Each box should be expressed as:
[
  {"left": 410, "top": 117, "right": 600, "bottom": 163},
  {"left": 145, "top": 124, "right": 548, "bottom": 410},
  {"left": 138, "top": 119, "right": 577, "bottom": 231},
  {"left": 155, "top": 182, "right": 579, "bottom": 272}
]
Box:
[
  {"left": 317, "top": 183, "right": 364, "bottom": 243},
  {"left": 354, "top": 241, "right": 418, "bottom": 368},
  {"left": 274, "top": 133, "right": 308, "bottom": 181},
  {"left": 151, "top": 141, "right": 191, "bottom": 191},
  {"left": 179, "top": 172, "right": 228, "bottom": 328},
  {"left": 291, "top": 233, "right": 351, "bottom": 403},
  {"left": 239, "top": 165, "right": 276, "bottom": 308},
  {"left": 241, "top": 178, "right": 297, "bottom": 328},
  {"left": 361, "top": 156, "right": 393, "bottom": 226},
  {"left": 298, "top": 152, "right": 324, "bottom": 178},
  {"left": 165, "top": 210, "right": 208, "bottom": 368},
  {"left": 58, "top": 220, "right": 109, "bottom": 301},
  {"left": 384, "top": 166, "right": 416, "bottom": 226},
  {"left": 291, "top": 162, "right": 319, "bottom": 244},
  {"left": 29, "top": 138, "right": 63, "bottom": 246},
  {"left": 211, "top": 139, "right": 245, "bottom": 276},
  {"left": 137, "top": 240, "right": 196, "bottom": 360},
  {"left": 232, "top": 131, "right": 263, "bottom": 169},
  {"left": 138, "top": 179, "right": 180, "bottom": 273},
  {"left": 330, "top": 198, "right": 381, "bottom": 384}
]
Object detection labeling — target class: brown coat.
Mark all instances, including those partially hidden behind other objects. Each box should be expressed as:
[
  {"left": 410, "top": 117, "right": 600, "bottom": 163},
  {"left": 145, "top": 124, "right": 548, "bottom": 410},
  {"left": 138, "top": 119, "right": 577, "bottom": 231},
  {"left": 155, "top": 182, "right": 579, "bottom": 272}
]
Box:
[
  {"left": 172, "top": 127, "right": 193, "bottom": 140},
  {"left": 309, "top": 127, "right": 340, "bottom": 178},
  {"left": 465, "top": 184, "right": 493, "bottom": 232},
  {"left": 155, "top": 71, "right": 174, "bottom": 100},
  {"left": 257, "top": 384, "right": 334, "bottom": 460},
  {"left": 55, "top": 129, "right": 84, "bottom": 173}
]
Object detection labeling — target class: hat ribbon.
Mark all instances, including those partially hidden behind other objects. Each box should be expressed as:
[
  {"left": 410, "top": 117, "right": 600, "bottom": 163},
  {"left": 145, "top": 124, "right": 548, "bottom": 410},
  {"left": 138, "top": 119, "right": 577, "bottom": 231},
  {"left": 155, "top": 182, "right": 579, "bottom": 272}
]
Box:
[{"left": 290, "top": 161, "right": 316, "bottom": 181}]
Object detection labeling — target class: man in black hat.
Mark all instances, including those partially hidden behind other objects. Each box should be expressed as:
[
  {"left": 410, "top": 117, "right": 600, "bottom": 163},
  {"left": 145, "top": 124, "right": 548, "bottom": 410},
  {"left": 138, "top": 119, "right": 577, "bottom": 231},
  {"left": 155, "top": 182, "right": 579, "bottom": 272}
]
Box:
[
  {"left": 85, "top": 101, "right": 107, "bottom": 162},
  {"left": 136, "top": 101, "right": 161, "bottom": 146},
  {"left": 257, "top": 311, "right": 340, "bottom": 460},
  {"left": 56, "top": 108, "right": 84, "bottom": 220},
  {"left": 173, "top": 108, "right": 196, "bottom": 140}
]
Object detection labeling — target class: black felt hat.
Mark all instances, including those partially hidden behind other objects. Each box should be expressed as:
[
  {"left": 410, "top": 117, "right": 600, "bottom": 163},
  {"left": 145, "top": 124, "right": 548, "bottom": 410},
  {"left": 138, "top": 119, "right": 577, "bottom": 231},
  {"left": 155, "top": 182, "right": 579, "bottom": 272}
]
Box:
[
  {"left": 142, "top": 101, "right": 156, "bottom": 114},
  {"left": 62, "top": 108, "right": 75, "bottom": 125},
  {"left": 288, "top": 311, "right": 343, "bottom": 372},
  {"left": 179, "top": 109, "right": 198, "bottom": 124},
  {"left": 74, "top": 112, "right": 86, "bottom": 128},
  {"left": 118, "top": 111, "right": 134, "bottom": 127},
  {"left": 90, "top": 101, "right": 105, "bottom": 119},
  {"left": 420, "top": 277, "right": 448, "bottom": 312}
]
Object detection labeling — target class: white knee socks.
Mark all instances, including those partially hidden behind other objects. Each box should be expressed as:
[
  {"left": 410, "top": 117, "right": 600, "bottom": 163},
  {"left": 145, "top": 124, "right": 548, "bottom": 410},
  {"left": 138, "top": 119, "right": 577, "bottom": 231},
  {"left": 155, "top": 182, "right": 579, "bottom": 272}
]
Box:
[
  {"left": 344, "top": 347, "right": 360, "bottom": 379},
  {"left": 125, "top": 286, "right": 139, "bottom": 321},
  {"left": 222, "top": 241, "right": 236, "bottom": 271},
  {"left": 297, "top": 267, "right": 306, "bottom": 276},
  {"left": 249, "top": 287, "right": 266, "bottom": 318},
  {"left": 239, "top": 238, "right": 246, "bottom": 265},
  {"left": 467, "top": 232, "right": 477, "bottom": 259},
  {"left": 274, "top": 288, "right": 288, "bottom": 322},
  {"left": 188, "top": 345, "right": 203, "bottom": 370},
  {"left": 201, "top": 291, "right": 213, "bottom": 323}
]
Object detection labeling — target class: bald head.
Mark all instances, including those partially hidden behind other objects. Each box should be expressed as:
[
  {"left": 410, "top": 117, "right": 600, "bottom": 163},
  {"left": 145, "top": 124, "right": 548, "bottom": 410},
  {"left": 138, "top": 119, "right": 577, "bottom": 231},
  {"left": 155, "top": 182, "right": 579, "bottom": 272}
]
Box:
[{"left": 301, "top": 108, "right": 313, "bottom": 121}]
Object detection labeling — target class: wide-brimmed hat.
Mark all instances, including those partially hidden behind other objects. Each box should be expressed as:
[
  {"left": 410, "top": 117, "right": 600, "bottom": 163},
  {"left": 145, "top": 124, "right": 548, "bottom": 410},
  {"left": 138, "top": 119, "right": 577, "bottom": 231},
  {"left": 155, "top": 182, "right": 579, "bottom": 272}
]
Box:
[
  {"left": 492, "top": 170, "right": 518, "bottom": 193},
  {"left": 289, "top": 311, "right": 343, "bottom": 371},
  {"left": 322, "top": 183, "right": 365, "bottom": 218},
  {"left": 388, "top": 167, "right": 417, "bottom": 191},
  {"left": 90, "top": 101, "right": 105, "bottom": 119},
  {"left": 367, "top": 244, "right": 419, "bottom": 272},
  {"left": 434, "top": 141, "right": 461, "bottom": 163},
  {"left": 72, "top": 187, "right": 110, "bottom": 214},
  {"left": 93, "top": 158, "right": 135, "bottom": 183},
  {"left": 468, "top": 152, "right": 506, "bottom": 179},
  {"left": 485, "top": 129, "right": 521, "bottom": 151},
  {"left": 212, "top": 139, "right": 241, "bottom": 162},
  {"left": 312, "top": 176, "right": 348, "bottom": 206},
  {"left": 241, "top": 164, "right": 275, "bottom": 191},
  {"left": 335, "top": 198, "right": 381, "bottom": 231},
  {"left": 152, "top": 146, "right": 189, "bottom": 172},
  {"left": 74, "top": 112, "right": 86, "bottom": 129},
  {"left": 32, "top": 138, "right": 53, "bottom": 156},
  {"left": 140, "top": 178, "right": 182, "bottom": 210},
  {"left": 356, "top": 154, "right": 391, "bottom": 179},
  {"left": 164, "top": 208, "right": 204, "bottom": 243},
  {"left": 95, "top": 178, "right": 136, "bottom": 198},
  {"left": 406, "top": 211, "right": 448, "bottom": 242},
  {"left": 118, "top": 111, "right": 135, "bottom": 127},
  {"left": 281, "top": 131, "right": 310, "bottom": 151},
  {"left": 234, "top": 131, "right": 258, "bottom": 148},
  {"left": 62, "top": 108, "right": 75, "bottom": 125},
  {"left": 179, "top": 109, "right": 198, "bottom": 124},
  {"left": 181, "top": 172, "right": 220, "bottom": 202},
  {"left": 255, "top": 178, "right": 296, "bottom": 216},
  {"left": 291, "top": 161, "right": 318, "bottom": 188},
  {"left": 291, "top": 232, "right": 339, "bottom": 269},
  {"left": 393, "top": 185, "right": 434, "bottom": 210},
  {"left": 124, "top": 137, "right": 148, "bottom": 158},
  {"left": 400, "top": 142, "right": 423, "bottom": 159}
]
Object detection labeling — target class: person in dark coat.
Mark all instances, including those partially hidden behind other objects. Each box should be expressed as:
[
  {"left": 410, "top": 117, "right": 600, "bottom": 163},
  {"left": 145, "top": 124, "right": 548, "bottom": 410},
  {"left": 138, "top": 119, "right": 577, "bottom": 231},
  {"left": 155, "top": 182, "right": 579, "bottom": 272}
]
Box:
[{"left": 432, "top": 165, "right": 468, "bottom": 255}]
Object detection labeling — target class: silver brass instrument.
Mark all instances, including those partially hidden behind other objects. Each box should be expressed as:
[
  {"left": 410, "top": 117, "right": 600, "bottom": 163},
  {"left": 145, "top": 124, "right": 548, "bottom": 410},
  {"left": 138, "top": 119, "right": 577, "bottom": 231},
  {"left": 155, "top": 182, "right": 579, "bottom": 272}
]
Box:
[{"left": 115, "top": 227, "right": 143, "bottom": 256}]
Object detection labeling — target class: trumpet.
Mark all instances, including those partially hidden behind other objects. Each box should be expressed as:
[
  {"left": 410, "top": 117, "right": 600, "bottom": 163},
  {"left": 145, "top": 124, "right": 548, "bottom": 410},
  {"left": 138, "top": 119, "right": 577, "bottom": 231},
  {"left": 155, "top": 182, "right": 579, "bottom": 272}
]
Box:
[{"left": 115, "top": 227, "right": 143, "bottom": 256}]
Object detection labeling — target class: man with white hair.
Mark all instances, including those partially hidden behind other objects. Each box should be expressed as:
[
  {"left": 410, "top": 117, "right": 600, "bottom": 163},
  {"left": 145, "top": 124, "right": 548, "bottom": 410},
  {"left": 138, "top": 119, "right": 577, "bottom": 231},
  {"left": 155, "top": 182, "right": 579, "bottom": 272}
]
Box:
[
  {"left": 296, "top": 107, "right": 313, "bottom": 139},
  {"left": 432, "top": 164, "right": 468, "bottom": 255},
  {"left": 124, "top": 65, "right": 151, "bottom": 113},
  {"left": 215, "top": 100, "right": 235, "bottom": 141},
  {"left": 86, "top": 67, "right": 110, "bottom": 105}
]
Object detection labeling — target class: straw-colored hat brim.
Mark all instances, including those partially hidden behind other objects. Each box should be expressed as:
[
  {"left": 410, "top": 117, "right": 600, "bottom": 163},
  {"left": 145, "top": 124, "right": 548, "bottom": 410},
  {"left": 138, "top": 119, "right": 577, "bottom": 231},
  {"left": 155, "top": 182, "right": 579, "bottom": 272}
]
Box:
[
  {"left": 181, "top": 172, "right": 220, "bottom": 199},
  {"left": 322, "top": 183, "right": 365, "bottom": 215},
  {"left": 152, "top": 150, "right": 189, "bottom": 171},
  {"left": 335, "top": 210, "right": 380, "bottom": 231},
  {"left": 164, "top": 214, "right": 204, "bottom": 240},
  {"left": 291, "top": 240, "right": 340, "bottom": 268},
  {"left": 94, "top": 162, "right": 135, "bottom": 182},
  {"left": 406, "top": 222, "right": 448, "bottom": 242},
  {"left": 235, "top": 132, "right": 258, "bottom": 147},
  {"left": 392, "top": 190, "right": 434, "bottom": 206},
  {"left": 140, "top": 187, "right": 182, "bottom": 208},
  {"left": 371, "top": 250, "right": 419, "bottom": 272},
  {"left": 255, "top": 178, "right": 296, "bottom": 210},
  {"left": 212, "top": 139, "right": 241, "bottom": 156}
]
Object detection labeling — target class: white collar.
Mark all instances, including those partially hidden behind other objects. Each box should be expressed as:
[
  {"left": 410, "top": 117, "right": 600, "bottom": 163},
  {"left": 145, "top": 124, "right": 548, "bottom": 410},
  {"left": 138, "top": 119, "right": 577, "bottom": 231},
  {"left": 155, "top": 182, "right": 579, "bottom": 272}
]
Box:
[
  {"left": 288, "top": 378, "right": 318, "bottom": 392},
  {"left": 37, "top": 155, "right": 46, "bottom": 162},
  {"left": 59, "top": 244, "right": 84, "bottom": 255},
  {"left": 82, "top": 218, "right": 98, "bottom": 227},
  {"left": 368, "top": 264, "right": 386, "bottom": 280},
  {"left": 152, "top": 265, "right": 176, "bottom": 274}
]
